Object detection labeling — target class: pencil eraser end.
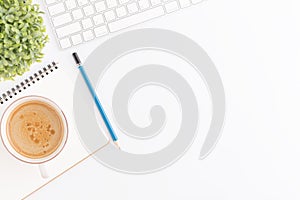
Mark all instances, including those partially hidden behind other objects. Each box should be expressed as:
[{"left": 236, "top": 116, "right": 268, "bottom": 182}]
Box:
[{"left": 72, "top": 52, "right": 81, "bottom": 65}]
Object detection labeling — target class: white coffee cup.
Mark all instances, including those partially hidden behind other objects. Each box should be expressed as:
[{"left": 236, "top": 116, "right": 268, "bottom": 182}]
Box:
[{"left": 0, "top": 96, "right": 68, "bottom": 178}]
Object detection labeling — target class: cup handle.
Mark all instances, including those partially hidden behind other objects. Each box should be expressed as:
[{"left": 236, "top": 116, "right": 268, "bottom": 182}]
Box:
[{"left": 38, "top": 164, "right": 49, "bottom": 179}]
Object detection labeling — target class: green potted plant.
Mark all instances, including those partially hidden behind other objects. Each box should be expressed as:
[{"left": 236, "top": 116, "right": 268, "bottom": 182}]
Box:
[{"left": 0, "top": 0, "right": 48, "bottom": 81}]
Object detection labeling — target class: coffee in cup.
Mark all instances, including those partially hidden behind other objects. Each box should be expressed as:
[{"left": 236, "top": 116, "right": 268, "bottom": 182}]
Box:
[{"left": 6, "top": 100, "right": 65, "bottom": 159}]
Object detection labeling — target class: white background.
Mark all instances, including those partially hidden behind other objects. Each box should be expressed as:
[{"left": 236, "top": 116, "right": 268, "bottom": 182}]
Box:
[{"left": 2, "top": 0, "right": 300, "bottom": 199}]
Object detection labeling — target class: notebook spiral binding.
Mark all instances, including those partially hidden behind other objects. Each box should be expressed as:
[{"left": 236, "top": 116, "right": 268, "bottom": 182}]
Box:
[{"left": 0, "top": 62, "right": 58, "bottom": 105}]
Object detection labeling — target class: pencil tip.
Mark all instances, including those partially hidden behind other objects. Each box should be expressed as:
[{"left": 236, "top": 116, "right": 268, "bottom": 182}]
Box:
[{"left": 114, "top": 141, "right": 121, "bottom": 150}]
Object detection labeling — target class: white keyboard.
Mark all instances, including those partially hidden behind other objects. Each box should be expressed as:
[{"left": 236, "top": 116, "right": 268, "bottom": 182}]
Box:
[{"left": 44, "top": 0, "right": 204, "bottom": 49}]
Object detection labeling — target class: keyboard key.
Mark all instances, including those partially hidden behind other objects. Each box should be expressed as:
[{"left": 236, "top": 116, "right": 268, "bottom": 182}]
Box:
[
  {"left": 94, "top": 26, "right": 108, "bottom": 37},
  {"left": 59, "top": 38, "right": 71, "bottom": 48},
  {"left": 83, "top": 30, "right": 94, "bottom": 41},
  {"left": 104, "top": 10, "right": 116, "bottom": 21},
  {"left": 150, "top": 0, "right": 161, "bottom": 6},
  {"left": 165, "top": 1, "right": 179, "bottom": 12},
  {"left": 65, "top": 0, "right": 77, "bottom": 9},
  {"left": 116, "top": 6, "right": 127, "bottom": 17},
  {"left": 45, "top": 0, "right": 57, "bottom": 5},
  {"left": 106, "top": 0, "right": 118, "bottom": 8},
  {"left": 93, "top": 14, "right": 105, "bottom": 25},
  {"left": 48, "top": 3, "right": 65, "bottom": 16},
  {"left": 127, "top": 2, "right": 139, "bottom": 13},
  {"left": 72, "top": 9, "right": 84, "bottom": 19},
  {"left": 191, "top": 0, "right": 203, "bottom": 4},
  {"left": 83, "top": 5, "right": 94, "bottom": 16},
  {"left": 52, "top": 13, "right": 72, "bottom": 27},
  {"left": 56, "top": 22, "right": 81, "bottom": 38},
  {"left": 108, "top": 6, "right": 164, "bottom": 32},
  {"left": 82, "top": 18, "right": 93, "bottom": 29},
  {"left": 119, "top": 0, "right": 129, "bottom": 4},
  {"left": 138, "top": 0, "right": 150, "bottom": 10},
  {"left": 77, "top": 0, "right": 88, "bottom": 6},
  {"left": 178, "top": 0, "right": 191, "bottom": 8},
  {"left": 71, "top": 34, "right": 83, "bottom": 45},
  {"left": 95, "top": 1, "right": 106, "bottom": 12}
]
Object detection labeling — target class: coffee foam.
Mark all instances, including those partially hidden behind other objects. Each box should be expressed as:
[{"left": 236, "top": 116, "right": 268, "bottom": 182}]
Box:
[{"left": 6, "top": 100, "right": 64, "bottom": 159}]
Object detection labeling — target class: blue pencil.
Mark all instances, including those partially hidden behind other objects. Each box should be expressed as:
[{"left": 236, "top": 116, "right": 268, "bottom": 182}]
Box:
[{"left": 72, "top": 52, "right": 119, "bottom": 148}]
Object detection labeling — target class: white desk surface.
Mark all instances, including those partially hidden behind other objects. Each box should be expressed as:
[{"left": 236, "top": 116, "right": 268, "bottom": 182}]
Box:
[{"left": 1, "top": 0, "right": 300, "bottom": 199}]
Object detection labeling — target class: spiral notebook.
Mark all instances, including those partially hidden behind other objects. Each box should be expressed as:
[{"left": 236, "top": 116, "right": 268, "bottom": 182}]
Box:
[
  {"left": 0, "top": 62, "right": 58, "bottom": 105},
  {"left": 0, "top": 62, "right": 109, "bottom": 199}
]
